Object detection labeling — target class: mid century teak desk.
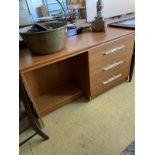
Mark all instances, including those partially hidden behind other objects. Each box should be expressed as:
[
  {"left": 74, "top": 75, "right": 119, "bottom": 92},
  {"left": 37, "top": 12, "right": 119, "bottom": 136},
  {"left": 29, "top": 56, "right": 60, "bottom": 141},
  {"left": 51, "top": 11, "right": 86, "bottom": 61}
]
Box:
[{"left": 20, "top": 26, "right": 135, "bottom": 120}]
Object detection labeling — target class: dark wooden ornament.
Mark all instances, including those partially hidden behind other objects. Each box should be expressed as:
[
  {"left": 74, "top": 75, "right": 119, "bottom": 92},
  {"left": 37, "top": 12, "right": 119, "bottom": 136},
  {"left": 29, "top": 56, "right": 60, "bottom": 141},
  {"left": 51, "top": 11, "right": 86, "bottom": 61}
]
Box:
[{"left": 91, "top": 17, "right": 106, "bottom": 32}]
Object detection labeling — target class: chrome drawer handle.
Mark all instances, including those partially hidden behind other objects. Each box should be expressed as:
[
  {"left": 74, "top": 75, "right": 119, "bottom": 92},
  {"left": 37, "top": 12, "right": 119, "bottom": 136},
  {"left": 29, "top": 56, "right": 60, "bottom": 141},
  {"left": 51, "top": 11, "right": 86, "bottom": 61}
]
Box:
[
  {"left": 103, "top": 73, "right": 122, "bottom": 85},
  {"left": 102, "top": 60, "right": 124, "bottom": 71},
  {"left": 103, "top": 45, "right": 125, "bottom": 55}
]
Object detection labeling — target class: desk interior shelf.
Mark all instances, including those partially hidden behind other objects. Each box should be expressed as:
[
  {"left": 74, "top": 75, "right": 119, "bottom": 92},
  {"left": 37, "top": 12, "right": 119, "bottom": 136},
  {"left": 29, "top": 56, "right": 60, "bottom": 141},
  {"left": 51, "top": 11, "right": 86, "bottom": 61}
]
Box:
[{"left": 34, "top": 84, "right": 83, "bottom": 116}]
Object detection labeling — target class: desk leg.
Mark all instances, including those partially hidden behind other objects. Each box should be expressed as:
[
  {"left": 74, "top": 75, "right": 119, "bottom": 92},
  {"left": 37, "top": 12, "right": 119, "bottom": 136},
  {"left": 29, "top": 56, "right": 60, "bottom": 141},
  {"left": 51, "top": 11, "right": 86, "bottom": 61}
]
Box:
[{"left": 129, "top": 43, "right": 135, "bottom": 82}]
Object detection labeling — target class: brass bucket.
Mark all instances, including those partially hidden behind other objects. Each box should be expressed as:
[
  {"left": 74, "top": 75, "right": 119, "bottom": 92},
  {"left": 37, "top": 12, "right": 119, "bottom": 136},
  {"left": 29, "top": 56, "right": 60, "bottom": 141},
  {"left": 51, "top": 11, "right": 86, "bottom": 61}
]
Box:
[{"left": 20, "top": 22, "right": 67, "bottom": 55}]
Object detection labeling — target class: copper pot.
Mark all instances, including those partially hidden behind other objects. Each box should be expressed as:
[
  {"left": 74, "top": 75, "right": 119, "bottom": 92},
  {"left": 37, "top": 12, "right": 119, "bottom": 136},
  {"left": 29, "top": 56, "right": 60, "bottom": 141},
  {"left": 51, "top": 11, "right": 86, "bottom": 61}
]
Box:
[{"left": 20, "top": 22, "right": 67, "bottom": 55}]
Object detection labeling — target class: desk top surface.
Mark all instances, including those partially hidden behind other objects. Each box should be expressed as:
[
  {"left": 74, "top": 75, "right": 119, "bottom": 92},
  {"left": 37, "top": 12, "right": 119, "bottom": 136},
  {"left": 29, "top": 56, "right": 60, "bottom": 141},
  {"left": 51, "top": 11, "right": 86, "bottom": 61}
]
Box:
[{"left": 20, "top": 26, "right": 134, "bottom": 73}]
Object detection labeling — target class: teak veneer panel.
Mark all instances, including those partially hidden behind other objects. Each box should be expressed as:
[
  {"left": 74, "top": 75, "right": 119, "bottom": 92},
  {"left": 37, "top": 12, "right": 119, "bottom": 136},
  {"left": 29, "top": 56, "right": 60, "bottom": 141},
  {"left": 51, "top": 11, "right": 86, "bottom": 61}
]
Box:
[
  {"left": 19, "top": 27, "right": 134, "bottom": 73},
  {"left": 70, "top": 52, "right": 91, "bottom": 99},
  {"left": 23, "top": 59, "right": 73, "bottom": 98}
]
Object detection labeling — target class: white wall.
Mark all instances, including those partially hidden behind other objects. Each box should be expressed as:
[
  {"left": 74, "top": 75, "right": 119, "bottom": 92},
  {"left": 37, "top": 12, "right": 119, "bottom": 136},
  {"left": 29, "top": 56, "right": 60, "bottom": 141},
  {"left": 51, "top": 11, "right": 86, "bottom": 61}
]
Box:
[
  {"left": 104, "top": 0, "right": 135, "bottom": 18},
  {"left": 86, "top": 0, "right": 135, "bottom": 22}
]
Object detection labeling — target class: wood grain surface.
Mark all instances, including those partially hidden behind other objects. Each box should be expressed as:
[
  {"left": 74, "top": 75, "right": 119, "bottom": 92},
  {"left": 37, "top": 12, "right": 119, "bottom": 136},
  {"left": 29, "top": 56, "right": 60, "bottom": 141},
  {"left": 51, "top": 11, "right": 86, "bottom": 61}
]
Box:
[
  {"left": 19, "top": 19, "right": 135, "bottom": 117},
  {"left": 20, "top": 27, "right": 134, "bottom": 73}
]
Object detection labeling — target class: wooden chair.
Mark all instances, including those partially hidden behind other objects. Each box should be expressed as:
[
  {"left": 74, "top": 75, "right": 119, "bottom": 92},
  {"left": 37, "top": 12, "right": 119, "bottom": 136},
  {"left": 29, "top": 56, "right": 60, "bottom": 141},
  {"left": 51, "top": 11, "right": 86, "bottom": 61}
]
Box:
[{"left": 19, "top": 75, "right": 49, "bottom": 146}]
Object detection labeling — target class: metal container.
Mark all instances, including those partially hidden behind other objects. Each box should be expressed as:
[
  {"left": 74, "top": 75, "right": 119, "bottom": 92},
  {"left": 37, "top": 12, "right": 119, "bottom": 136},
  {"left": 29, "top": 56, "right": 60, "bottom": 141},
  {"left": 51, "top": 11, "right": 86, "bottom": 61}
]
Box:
[{"left": 20, "top": 22, "right": 67, "bottom": 55}]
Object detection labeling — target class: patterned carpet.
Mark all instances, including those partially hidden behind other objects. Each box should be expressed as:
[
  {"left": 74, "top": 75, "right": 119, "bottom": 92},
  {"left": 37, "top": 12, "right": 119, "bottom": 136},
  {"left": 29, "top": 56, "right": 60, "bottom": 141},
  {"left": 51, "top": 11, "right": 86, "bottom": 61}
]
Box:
[{"left": 121, "top": 141, "right": 135, "bottom": 155}]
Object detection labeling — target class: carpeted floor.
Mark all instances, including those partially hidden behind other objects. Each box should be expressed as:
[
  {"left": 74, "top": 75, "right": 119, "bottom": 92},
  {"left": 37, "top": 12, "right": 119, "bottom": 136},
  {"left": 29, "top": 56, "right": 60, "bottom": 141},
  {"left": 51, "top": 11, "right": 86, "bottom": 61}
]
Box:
[{"left": 20, "top": 76, "right": 135, "bottom": 155}]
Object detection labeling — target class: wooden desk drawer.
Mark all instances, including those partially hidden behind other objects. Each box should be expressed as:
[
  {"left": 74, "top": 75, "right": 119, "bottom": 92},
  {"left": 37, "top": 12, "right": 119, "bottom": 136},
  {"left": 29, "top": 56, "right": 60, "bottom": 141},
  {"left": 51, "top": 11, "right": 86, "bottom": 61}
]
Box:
[
  {"left": 88, "top": 34, "right": 134, "bottom": 98},
  {"left": 90, "top": 65, "right": 130, "bottom": 98},
  {"left": 89, "top": 34, "right": 134, "bottom": 66},
  {"left": 90, "top": 55, "right": 131, "bottom": 75}
]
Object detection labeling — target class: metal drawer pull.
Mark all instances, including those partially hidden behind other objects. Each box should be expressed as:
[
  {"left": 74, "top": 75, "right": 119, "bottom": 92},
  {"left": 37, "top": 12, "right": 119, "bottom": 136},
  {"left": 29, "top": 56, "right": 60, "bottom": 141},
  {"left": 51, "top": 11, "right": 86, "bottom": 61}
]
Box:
[
  {"left": 103, "top": 45, "right": 125, "bottom": 55},
  {"left": 102, "top": 60, "right": 124, "bottom": 71},
  {"left": 103, "top": 74, "right": 122, "bottom": 85}
]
